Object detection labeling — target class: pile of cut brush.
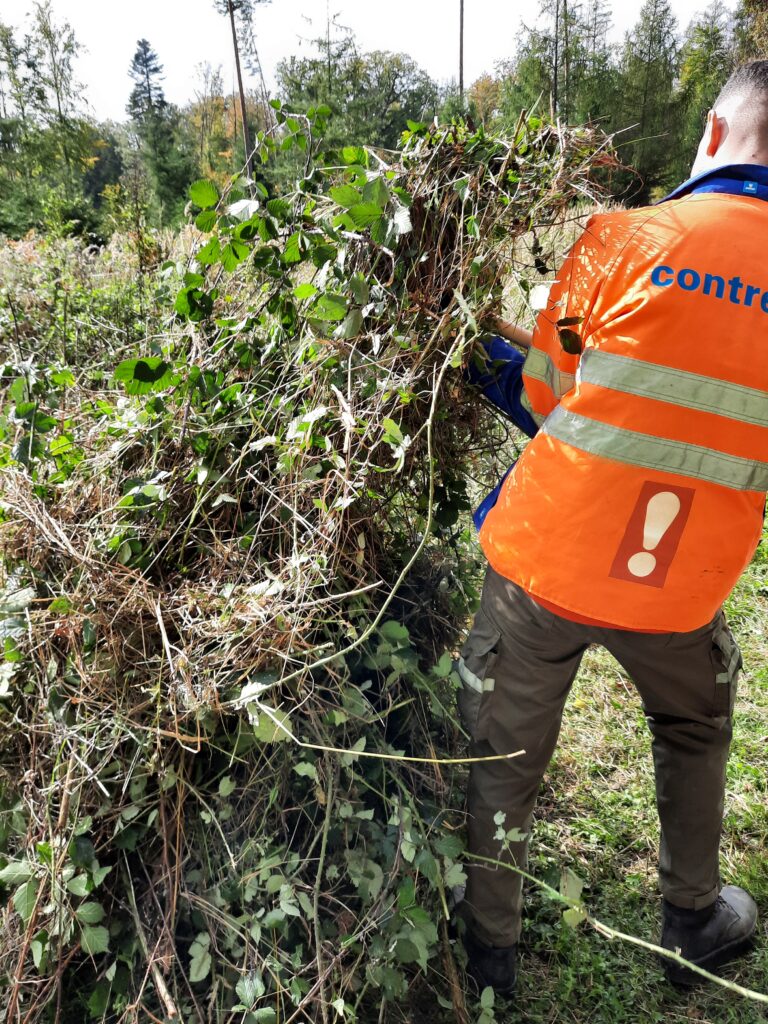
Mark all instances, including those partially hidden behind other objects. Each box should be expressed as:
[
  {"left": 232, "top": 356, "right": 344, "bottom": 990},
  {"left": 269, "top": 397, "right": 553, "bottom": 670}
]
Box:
[{"left": 0, "top": 110, "right": 612, "bottom": 1023}]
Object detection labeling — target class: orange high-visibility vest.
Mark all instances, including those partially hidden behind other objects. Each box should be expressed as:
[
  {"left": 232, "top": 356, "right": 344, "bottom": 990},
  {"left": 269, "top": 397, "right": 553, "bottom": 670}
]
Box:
[{"left": 479, "top": 192, "right": 768, "bottom": 632}]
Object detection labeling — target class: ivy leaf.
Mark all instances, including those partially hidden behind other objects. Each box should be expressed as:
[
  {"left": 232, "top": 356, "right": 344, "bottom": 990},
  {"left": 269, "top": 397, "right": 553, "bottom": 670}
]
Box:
[
  {"left": 252, "top": 706, "right": 293, "bottom": 743},
  {"left": 558, "top": 328, "right": 582, "bottom": 355},
  {"left": 80, "top": 924, "right": 110, "bottom": 956},
  {"left": 114, "top": 358, "right": 173, "bottom": 395},
  {"left": 189, "top": 179, "right": 219, "bottom": 209}
]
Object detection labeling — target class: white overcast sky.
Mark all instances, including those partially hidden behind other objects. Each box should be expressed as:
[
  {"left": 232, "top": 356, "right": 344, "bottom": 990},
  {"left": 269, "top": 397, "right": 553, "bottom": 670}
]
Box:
[{"left": 2, "top": 0, "right": 739, "bottom": 123}]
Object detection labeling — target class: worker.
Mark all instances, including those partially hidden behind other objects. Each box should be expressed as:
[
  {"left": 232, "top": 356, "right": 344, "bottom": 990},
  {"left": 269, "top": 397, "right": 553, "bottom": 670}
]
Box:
[{"left": 455, "top": 61, "right": 768, "bottom": 998}]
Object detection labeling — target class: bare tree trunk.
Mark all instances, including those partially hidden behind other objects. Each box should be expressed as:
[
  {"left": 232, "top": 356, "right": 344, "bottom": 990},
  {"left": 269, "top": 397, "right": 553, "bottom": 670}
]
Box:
[
  {"left": 228, "top": 0, "right": 253, "bottom": 179},
  {"left": 459, "top": 0, "right": 465, "bottom": 101},
  {"left": 553, "top": 0, "right": 560, "bottom": 114}
]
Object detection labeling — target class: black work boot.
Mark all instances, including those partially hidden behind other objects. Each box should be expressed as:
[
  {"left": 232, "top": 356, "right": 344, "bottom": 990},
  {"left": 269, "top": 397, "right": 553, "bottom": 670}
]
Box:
[
  {"left": 660, "top": 885, "right": 757, "bottom": 987},
  {"left": 462, "top": 927, "right": 518, "bottom": 999}
]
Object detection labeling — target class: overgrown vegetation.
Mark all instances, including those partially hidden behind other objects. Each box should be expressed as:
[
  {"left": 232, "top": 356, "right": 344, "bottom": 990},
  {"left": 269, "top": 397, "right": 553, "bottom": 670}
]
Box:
[{"left": 0, "top": 108, "right": 616, "bottom": 1022}]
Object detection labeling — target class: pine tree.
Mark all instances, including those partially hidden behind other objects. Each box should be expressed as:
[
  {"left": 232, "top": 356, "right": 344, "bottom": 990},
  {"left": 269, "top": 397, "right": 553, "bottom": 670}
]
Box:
[
  {"left": 734, "top": 0, "right": 768, "bottom": 60},
  {"left": 126, "top": 40, "right": 193, "bottom": 224},
  {"left": 617, "top": 0, "right": 680, "bottom": 201},
  {"left": 672, "top": 2, "right": 734, "bottom": 182},
  {"left": 127, "top": 39, "right": 167, "bottom": 124}
]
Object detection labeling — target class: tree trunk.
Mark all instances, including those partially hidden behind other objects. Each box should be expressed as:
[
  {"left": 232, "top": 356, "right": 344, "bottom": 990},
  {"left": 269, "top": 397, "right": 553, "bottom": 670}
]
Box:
[
  {"left": 228, "top": 0, "right": 253, "bottom": 180},
  {"left": 459, "top": 0, "right": 465, "bottom": 101}
]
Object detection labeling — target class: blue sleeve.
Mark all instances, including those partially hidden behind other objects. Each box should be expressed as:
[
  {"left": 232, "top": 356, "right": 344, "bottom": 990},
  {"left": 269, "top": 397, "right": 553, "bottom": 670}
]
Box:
[{"left": 465, "top": 335, "right": 538, "bottom": 438}]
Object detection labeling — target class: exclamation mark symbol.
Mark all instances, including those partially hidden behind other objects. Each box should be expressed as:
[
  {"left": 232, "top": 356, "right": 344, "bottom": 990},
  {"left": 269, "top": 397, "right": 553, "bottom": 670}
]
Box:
[{"left": 627, "top": 491, "right": 682, "bottom": 578}]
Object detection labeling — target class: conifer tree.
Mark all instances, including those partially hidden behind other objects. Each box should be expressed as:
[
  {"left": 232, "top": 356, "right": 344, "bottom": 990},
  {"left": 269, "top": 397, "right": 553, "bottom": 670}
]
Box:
[{"left": 617, "top": 0, "right": 679, "bottom": 200}]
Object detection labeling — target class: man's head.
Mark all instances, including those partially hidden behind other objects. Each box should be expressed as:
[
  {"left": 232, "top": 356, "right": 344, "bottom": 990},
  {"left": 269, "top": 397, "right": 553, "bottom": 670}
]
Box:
[{"left": 691, "top": 61, "right": 768, "bottom": 176}]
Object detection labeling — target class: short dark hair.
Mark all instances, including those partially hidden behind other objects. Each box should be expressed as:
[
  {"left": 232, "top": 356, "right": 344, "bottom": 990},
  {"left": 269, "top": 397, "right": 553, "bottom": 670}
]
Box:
[{"left": 715, "top": 61, "right": 768, "bottom": 107}]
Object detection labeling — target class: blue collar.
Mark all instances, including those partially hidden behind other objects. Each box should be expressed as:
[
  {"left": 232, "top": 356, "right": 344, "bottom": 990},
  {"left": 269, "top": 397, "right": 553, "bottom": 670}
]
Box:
[{"left": 659, "top": 163, "right": 768, "bottom": 204}]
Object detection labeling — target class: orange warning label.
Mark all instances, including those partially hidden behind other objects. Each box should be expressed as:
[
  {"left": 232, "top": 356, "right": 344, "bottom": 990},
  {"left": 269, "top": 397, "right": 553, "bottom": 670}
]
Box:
[{"left": 609, "top": 481, "right": 695, "bottom": 589}]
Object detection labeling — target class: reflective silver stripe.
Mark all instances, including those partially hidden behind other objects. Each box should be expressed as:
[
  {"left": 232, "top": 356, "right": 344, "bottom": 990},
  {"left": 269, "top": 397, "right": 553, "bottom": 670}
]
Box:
[
  {"left": 543, "top": 406, "right": 768, "bottom": 491},
  {"left": 524, "top": 348, "right": 575, "bottom": 399},
  {"left": 456, "top": 657, "right": 495, "bottom": 694},
  {"left": 523, "top": 347, "right": 555, "bottom": 391},
  {"left": 580, "top": 349, "right": 768, "bottom": 429},
  {"left": 521, "top": 389, "right": 546, "bottom": 427}
]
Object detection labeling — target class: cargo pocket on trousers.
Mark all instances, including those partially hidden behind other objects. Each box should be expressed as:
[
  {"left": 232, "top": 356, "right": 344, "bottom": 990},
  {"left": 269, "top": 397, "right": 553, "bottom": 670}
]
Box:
[
  {"left": 710, "top": 620, "right": 743, "bottom": 717},
  {"left": 455, "top": 609, "right": 502, "bottom": 741}
]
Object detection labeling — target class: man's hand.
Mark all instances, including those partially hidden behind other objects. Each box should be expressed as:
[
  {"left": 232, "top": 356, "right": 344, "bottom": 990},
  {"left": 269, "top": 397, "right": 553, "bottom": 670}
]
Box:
[{"left": 491, "top": 317, "right": 533, "bottom": 350}]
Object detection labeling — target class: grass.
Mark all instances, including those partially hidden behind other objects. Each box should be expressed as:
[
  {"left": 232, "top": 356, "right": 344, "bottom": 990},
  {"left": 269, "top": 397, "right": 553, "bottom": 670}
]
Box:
[{"left": 465, "top": 530, "right": 768, "bottom": 1024}]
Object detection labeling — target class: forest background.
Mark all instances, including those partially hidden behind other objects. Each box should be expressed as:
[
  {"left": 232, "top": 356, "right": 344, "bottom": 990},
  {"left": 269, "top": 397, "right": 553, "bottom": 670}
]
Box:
[{"left": 2, "top": 0, "right": 768, "bottom": 238}]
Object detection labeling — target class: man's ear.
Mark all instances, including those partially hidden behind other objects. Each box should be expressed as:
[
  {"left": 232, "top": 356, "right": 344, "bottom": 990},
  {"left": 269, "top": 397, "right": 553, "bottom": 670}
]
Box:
[{"left": 705, "top": 110, "right": 724, "bottom": 157}]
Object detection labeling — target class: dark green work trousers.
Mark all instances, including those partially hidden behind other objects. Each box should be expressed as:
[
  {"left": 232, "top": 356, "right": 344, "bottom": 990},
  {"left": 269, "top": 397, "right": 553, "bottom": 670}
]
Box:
[{"left": 457, "top": 565, "right": 742, "bottom": 947}]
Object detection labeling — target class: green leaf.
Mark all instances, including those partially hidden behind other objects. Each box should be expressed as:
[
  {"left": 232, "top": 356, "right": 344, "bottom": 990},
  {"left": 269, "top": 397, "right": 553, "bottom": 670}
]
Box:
[
  {"left": 218, "top": 776, "right": 237, "bottom": 797},
  {"left": 253, "top": 707, "right": 293, "bottom": 743},
  {"left": 236, "top": 970, "right": 266, "bottom": 1008},
  {"left": 348, "top": 203, "right": 383, "bottom": 228},
  {"left": 114, "top": 358, "right": 173, "bottom": 396},
  {"left": 13, "top": 878, "right": 39, "bottom": 924},
  {"left": 341, "top": 145, "right": 367, "bottom": 166},
  {"left": 443, "top": 861, "right": 467, "bottom": 888},
  {"left": 338, "top": 308, "right": 363, "bottom": 339},
  {"left": 31, "top": 933, "right": 47, "bottom": 971},
  {"left": 189, "top": 932, "right": 211, "bottom": 982},
  {"left": 480, "top": 986, "right": 495, "bottom": 1010},
  {"left": 253, "top": 1011, "right": 277, "bottom": 1024},
  {"left": 363, "top": 177, "right": 390, "bottom": 208},
  {"left": 189, "top": 179, "right": 220, "bottom": 209},
  {"left": 0, "top": 860, "right": 33, "bottom": 886},
  {"left": 293, "top": 761, "right": 318, "bottom": 781},
  {"left": 194, "top": 209, "right": 217, "bottom": 231},
  {"left": 381, "top": 418, "right": 403, "bottom": 445},
  {"left": 283, "top": 231, "right": 309, "bottom": 265},
  {"left": 75, "top": 902, "right": 105, "bottom": 925},
  {"left": 558, "top": 328, "right": 582, "bottom": 355},
  {"left": 329, "top": 185, "right": 362, "bottom": 208},
  {"left": 195, "top": 238, "right": 221, "bottom": 266},
  {"left": 293, "top": 283, "right": 318, "bottom": 300},
  {"left": 560, "top": 867, "right": 584, "bottom": 904},
  {"left": 433, "top": 651, "right": 453, "bottom": 678},
  {"left": 220, "top": 241, "right": 250, "bottom": 272},
  {"left": 50, "top": 369, "right": 75, "bottom": 387},
  {"left": 379, "top": 620, "right": 409, "bottom": 643},
  {"left": 311, "top": 242, "right": 337, "bottom": 268},
  {"left": 67, "top": 874, "right": 90, "bottom": 897},
  {"left": 310, "top": 293, "right": 347, "bottom": 322},
  {"left": 563, "top": 906, "right": 588, "bottom": 929},
  {"left": 80, "top": 924, "right": 110, "bottom": 956},
  {"left": 349, "top": 276, "right": 369, "bottom": 305}
]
